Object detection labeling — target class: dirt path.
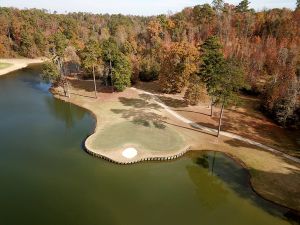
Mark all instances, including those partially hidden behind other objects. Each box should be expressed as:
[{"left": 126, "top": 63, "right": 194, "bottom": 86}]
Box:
[{"left": 132, "top": 87, "right": 300, "bottom": 164}]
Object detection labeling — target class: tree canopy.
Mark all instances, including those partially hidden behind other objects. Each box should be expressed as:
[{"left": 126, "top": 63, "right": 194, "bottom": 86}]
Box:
[{"left": 1, "top": 1, "right": 299, "bottom": 127}]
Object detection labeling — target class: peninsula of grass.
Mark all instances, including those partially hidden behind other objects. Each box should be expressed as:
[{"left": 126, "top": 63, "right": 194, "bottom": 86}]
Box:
[{"left": 52, "top": 79, "right": 300, "bottom": 211}]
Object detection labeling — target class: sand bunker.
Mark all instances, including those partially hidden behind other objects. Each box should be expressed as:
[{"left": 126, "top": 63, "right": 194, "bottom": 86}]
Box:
[{"left": 122, "top": 147, "right": 138, "bottom": 159}]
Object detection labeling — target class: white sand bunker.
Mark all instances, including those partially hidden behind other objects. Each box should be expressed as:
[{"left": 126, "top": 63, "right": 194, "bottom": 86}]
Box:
[{"left": 122, "top": 147, "right": 138, "bottom": 159}]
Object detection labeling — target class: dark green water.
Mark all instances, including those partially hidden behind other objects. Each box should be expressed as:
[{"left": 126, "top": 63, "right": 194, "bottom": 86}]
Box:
[{"left": 0, "top": 65, "right": 298, "bottom": 225}]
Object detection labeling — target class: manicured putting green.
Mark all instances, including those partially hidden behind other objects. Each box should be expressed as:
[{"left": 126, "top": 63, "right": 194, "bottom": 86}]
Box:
[
  {"left": 0, "top": 63, "right": 12, "bottom": 69},
  {"left": 92, "top": 120, "right": 185, "bottom": 152}
]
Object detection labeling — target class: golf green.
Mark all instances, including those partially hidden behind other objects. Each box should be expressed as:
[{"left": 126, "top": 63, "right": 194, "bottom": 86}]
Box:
[{"left": 91, "top": 120, "right": 185, "bottom": 152}]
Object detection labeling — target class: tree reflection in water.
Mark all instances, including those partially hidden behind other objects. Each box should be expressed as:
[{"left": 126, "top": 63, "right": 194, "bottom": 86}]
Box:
[{"left": 45, "top": 96, "right": 86, "bottom": 128}]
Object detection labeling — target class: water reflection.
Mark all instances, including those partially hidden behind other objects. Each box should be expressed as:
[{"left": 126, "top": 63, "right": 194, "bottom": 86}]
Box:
[
  {"left": 188, "top": 152, "right": 299, "bottom": 224},
  {"left": 186, "top": 163, "right": 228, "bottom": 210},
  {"left": 45, "top": 96, "right": 87, "bottom": 128}
]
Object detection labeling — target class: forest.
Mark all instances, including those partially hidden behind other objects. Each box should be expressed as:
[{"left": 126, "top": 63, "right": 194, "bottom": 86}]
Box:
[{"left": 0, "top": 0, "right": 299, "bottom": 128}]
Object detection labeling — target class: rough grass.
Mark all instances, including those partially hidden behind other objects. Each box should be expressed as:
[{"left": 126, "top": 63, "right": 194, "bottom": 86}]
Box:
[
  {"left": 0, "top": 63, "right": 12, "bottom": 69},
  {"left": 91, "top": 120, "right": 185, "bottom": 152}
]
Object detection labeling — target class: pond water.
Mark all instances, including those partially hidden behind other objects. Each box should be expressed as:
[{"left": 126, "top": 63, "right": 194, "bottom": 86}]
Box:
[{"left": 0, "top": 65, "right": 298, "bottom": 225}]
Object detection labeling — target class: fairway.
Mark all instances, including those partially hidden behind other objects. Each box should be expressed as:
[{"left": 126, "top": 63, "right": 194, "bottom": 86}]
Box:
[{"left": 0, "top": 63, "right": 12, "bottom": 69}]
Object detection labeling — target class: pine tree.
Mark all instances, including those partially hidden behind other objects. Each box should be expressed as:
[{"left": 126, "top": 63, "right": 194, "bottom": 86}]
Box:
[
  {"left": 214, "top": 58, "right": 245, "bottom": 136},
  {"left": 212, "top": 0, "right": 224, "bottom": 14},
  {"left": 235, "top": 0, "right": 251, "bottom": 12},
  {"left": 198, "top": 36, "right": 224, "bottom": 116},
  {"left": 198, "top": 36, "right": 245, "bottom": 136}
]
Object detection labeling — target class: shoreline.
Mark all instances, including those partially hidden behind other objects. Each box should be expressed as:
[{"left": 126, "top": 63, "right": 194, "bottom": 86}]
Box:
[{"left": 0, "top": 58, "right": 46, "bottom": 76}]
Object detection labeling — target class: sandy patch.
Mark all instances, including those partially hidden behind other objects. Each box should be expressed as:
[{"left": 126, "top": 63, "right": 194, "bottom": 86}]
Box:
[{"left": 0, "top": 58, "right": 46, "bottom": 76}]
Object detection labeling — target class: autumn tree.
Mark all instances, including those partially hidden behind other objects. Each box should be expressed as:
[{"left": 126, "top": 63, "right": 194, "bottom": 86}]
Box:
[
  {"left": 263, "top": 48, "right": 299, "bottom": 127},
  {"left": 1, "top": 7, "right": 300, "bottom": 128},
  {"left": 159, "top": 42, "right": 199, "bottom": 93},
  {"left": 184, "top": 74, "right": 208, "bottom": 105}
]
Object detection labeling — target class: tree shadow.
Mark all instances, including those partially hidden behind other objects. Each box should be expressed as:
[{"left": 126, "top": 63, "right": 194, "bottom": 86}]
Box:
[
  {"left": 195, "top": 121, "right": 218, "bottom": 131},
  {"left": 157, "top": 95, "right": 188, "bottom": 108},
  {"left": 69, "top": 92, "right": 96, "bottom": 99},
  {"left": 134, "top": 80, "right": 163, "bottom": 94},
  {"left": 187, "top": 151, "right": 300, "bottom": 224},
  {"left": 223, "top": 138, "right": 266, "bottom": 151},
  {"left": 69, "top": 79, "right": 113, "bottom": 94},
  {"left": 164, "top": 121, "right": 216, "bottom": 137},
  {"left": 118, "top": 97, "right": 162, "bottom": 110},
  {"left": 111, "top": 108, "right": 167, "bottom": 129},
  {"left": 139, "top": 93, "right": 153, "bottom": 101},
  {"left": 174, "top": 109, "right": 211, "bottom": 116}
]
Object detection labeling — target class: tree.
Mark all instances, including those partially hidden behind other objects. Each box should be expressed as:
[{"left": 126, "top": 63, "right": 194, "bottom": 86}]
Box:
[
  {"left": 198, "top": 36, "right": 245, "bottom": 136},
  {"left": 197, "top": 36, "right": 225, "bottom": 116},
  {"left": 80, "top": 39, "right": 102, "bottom": 98},
  {"left": 101, "top": 38, "right": 118, "bottom": 87},
  {"left": 212, "top": 0, "right": 224, "bottom": 14},
  {"left": 139, "top": 56, "right": 160, "bottom": 82},
  {"left": 49, "top": 32, "right": 69, "bottom": 97},
  {"left": 235, "top": 0, "right": 251, "bottom": 13},
  {"left": 213, "top": 58, "right": 245, "bottom": 137},
  {"left": 159, "top": 42, "right": 199, "bottom": 93},
  {"left": 42, "top": 61, "right": 60, "bottom": 85},
  {"left": 297, "top": 0, "right": 300, "bottom": 9},
  {"left": 184, "top": 74, "right": 208, "bottom": 105},
  {"left": 112, "top": 54, "right": 132, "bottom": 91},
  {"left": 101, "top": 38, "right": 132, "bottom": 91},
  {"left": 193, "top": 4, "right": 215, "bottom": 25},
  {"left": 19, "top": 28, "right": 34, "bottom": 57}
]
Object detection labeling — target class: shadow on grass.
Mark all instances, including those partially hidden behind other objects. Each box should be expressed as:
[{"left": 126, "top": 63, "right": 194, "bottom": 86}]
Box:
[
  {"left": 164, "top": 121, "right": 216, "bottom": 137},
  {"left": 174, "top": 109, "right": 211, "bottom": 116},
  {"left": 69, "top": 79, "right": 114, "bottom": 94},
  {"left": 118, "top": 97, "right": 162, "bottom": 109},
  {"left": 157, "top": 95, "right": 188, "bottom": 108},
  {"left": 111, "top": 108, "right": 167, "bottom": 129},
  {"left": 69, "top": 92, "right": 96, "bottom": 99},
  {"left": 223, "top": 138, "right": 266, "bottom": 151}
]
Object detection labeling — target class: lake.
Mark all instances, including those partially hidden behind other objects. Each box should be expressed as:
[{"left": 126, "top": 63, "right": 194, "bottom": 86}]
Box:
[{"left": 0, "top": 65, "right": 298, "bottom": 225}]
